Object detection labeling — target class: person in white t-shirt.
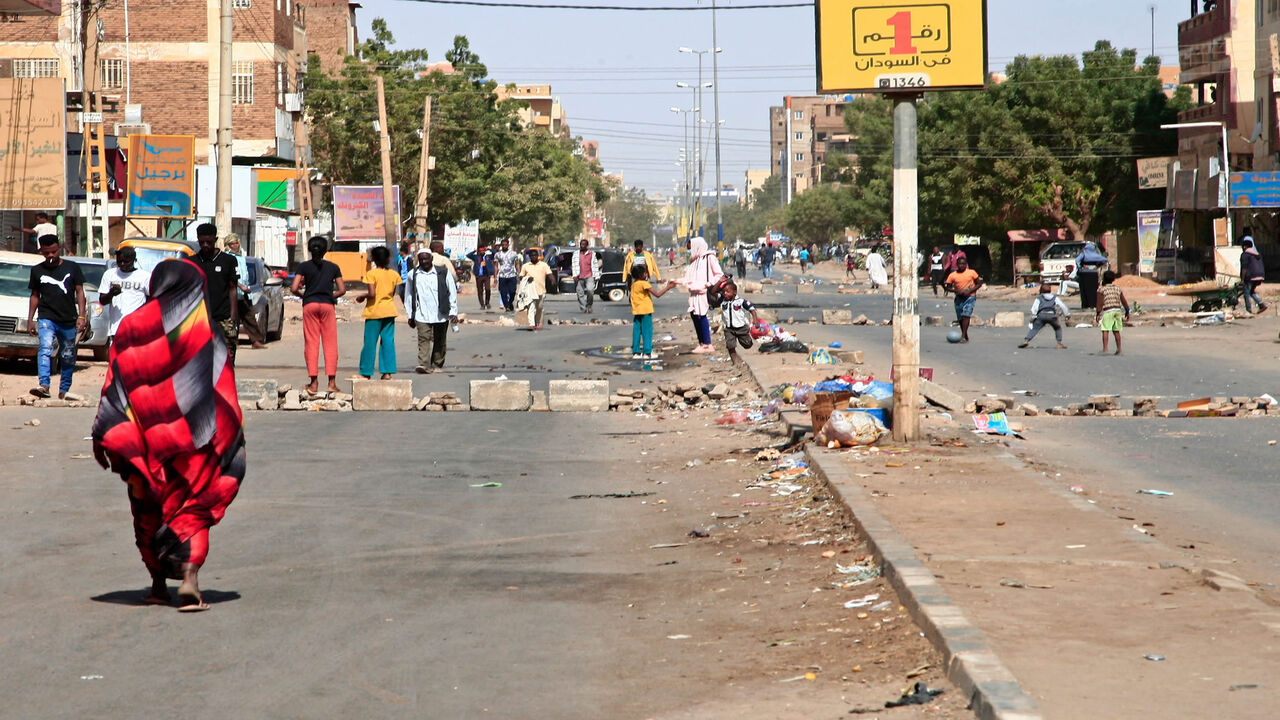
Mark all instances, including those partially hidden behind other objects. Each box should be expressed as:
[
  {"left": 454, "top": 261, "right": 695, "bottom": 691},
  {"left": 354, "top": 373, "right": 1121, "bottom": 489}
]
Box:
[
  {"left": 98, "top": 246, "right": 152, "bottom": 337},
  {"left": 13, "top": 212, "right": 57, "bottom": 251}
]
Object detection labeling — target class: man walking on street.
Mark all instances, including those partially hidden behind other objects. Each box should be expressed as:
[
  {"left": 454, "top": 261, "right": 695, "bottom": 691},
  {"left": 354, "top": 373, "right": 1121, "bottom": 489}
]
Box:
[
  {"left": 1241, "top": 234, "right": 1268, "bottom": 314},
  {"left": 624, "top": 239, "right": 661, "bottom": 286},
  {"left": 467, "top": 244, "right": 496, "bottom": 310},
  {"left": 495, "top": 239, "right": 521, "bottom": 311},
  {"left": 405, "top": 248, "right": 458, "bottom": 373},
  {"left": 734, "top": 245, "right": 747, "bottom": 278},
  {"left": 224, "top": 234, "right": 266, "bottom": 349},
  {"left": 26, "top": 234, "right": 86, "bottom": 398},
  {"left": 191, "top": 223, "right": 241, "bottom": 363},
  {"left": 573, "top": 238, "right": 601, "bottom": 313},
  {"left": 759, "top": 243, "right": 777, "bottom": 279},
  {"left": 944, "top": 256, "right": 983, "bottom": 343}
]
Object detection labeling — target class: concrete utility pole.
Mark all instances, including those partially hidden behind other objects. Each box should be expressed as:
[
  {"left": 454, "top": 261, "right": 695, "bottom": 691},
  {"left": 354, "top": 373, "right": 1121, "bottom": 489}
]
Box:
[
  {"left": 891, "top": 96, "right": 921, "bottom": 442},
  {"left": 374, "top": 75, "right": 397, "bottom": 251},
  {"left": 215, "top": 0, "right": 233, "bottom": 236},
  {"left": 710, "top": 0, "right": 723, "bottom": 245},
  {"left": 414, "top": 96, "right": 432, "bottom": 246}
]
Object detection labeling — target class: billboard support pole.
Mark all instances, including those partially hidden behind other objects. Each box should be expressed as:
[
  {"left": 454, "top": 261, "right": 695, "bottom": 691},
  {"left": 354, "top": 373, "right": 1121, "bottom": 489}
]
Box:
[
  {"left": 891, "top": 94, "right": 921, "bottom": 443},
  {"left": 375, "top": 75, "right": 397, "bottom": 252}
]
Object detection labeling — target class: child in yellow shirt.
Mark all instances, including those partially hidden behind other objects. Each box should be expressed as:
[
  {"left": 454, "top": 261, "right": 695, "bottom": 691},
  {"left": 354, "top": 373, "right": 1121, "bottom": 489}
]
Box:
[
  {"left": 629, "top": 265, "right": 676, "bottom": 360},
  {"left": 354, "top": 245, "right": 402, "bottom": 378}
]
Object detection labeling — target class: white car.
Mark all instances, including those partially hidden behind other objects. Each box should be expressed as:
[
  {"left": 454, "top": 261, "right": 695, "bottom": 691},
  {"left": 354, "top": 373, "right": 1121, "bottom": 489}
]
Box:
[{"left": 0, "top": 251, "right": 44, "bottom": 358}]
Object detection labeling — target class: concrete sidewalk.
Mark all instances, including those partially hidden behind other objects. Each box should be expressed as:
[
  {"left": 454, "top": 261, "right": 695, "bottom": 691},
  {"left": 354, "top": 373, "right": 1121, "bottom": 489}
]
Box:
[{"left": 738, "top": 339, "right": 1280, "bottom": 719}]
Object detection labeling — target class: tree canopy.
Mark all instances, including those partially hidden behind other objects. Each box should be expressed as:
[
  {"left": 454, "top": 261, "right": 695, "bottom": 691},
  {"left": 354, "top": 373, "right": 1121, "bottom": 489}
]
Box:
[
  {"left": 840, "top": 41, "right": 1187, "bottom": 241},
  {"left": 304, "top": 24, "right": 606, "bottom": 243},
  {"left": 604, "top": 185, "right": 661, "bottom": 244}
]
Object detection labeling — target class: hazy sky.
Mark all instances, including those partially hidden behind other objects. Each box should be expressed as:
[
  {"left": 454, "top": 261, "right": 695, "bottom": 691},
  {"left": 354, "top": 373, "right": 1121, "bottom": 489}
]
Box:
[{"left": 356, "top": 0, "right": 1186, "bottom": 195}]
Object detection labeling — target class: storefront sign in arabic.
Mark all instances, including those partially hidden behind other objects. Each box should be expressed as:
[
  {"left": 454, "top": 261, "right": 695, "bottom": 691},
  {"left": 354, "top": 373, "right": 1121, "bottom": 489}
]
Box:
[{"left": 0, "top": 77, "right": 66, "bottom": 210}]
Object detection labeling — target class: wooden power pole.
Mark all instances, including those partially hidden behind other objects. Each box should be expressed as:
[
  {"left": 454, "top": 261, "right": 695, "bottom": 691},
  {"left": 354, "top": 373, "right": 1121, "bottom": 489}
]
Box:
[
  {"left": 374, "top": 75, "right": 397, "bottom": 251},
  {"left": 413, "top": 96, "right": 432, "bottom": 246}
]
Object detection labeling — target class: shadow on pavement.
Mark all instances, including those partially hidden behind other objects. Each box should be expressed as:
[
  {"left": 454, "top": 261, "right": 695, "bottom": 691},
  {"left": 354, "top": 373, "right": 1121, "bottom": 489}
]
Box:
[{"left": 91, "top": 588, "right": 242, "bottom": 606}]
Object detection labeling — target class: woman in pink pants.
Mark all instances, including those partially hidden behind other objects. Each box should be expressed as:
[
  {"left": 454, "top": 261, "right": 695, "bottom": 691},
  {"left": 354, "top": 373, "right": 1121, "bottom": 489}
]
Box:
[{"left": 290, "top": 237, "right": 346, "bottom": 393}]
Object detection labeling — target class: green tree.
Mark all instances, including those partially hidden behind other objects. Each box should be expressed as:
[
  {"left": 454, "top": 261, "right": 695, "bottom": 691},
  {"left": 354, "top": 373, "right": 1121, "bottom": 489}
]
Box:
[
  {"left": 304, "top": 25, "right": 603, "bottom": 242},
  {"left": 604, "top": 185, "right": 660, "bottom": 244},
  {"left": 840, "top": 41, "right": 1187, "bottom": 239},
  {"left": 723, "top": 174, "right": 784, "bottom": 243},
  {"left": 784, "top": 184, "right": 853, "bottom": 246}
]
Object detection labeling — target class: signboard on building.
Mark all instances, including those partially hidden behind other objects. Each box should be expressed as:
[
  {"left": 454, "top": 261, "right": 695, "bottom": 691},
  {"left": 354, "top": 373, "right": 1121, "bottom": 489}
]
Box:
[
  {"left": 442, "top": 220, "right": 479, "bottom": 258},
  {"left": 127, "top": 134, "right": 195, "bottom": 217},
  {"left": 1229, "top": 171, "right": 1280, "bottom": 208},
  {"left": 815, "top": 0, "right": 987, "bottom": 93},
  {"left": 333, "top": 185, "right": 401, "bottom": 242},
  {"left": 1136, "top": 157, "right": 1173, "bottom": 190},
  {"left": 585, "top": 217, "right": 603, "bottom": 239},
  {"left": 1135, "top": 209, "right": 1173, "bottom": 275},
  {"left": 0, "top": 77, "right": 66, "bottom": 210}
]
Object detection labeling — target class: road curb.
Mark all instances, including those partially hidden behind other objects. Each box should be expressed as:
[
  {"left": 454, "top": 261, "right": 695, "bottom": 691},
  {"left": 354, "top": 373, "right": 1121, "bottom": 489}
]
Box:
[
  {"left": 739, "top": 348, "right": 1040, "bottom": 719},
  {"left": 803, "top": 446, "right": 1042, "bottom": 720}
]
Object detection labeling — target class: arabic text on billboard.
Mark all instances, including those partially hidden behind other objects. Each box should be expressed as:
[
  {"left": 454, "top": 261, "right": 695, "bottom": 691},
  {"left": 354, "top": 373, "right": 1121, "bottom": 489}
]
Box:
[
  {"left": 334, "top": 185, "right": 401, "bottom": 241},
  {"left": 1229, "top": 171, "right": 1280, "bottom": 208},
  {"left": 127, "top": 134, "right": 195, "bottom": 217},
  {"left": 442, "top": 220, "right": 479, "bottom": 258},
  {"left": 0, "top": 77, "right": 66, "bottom": 210},
  {"left": 1136, "top": 157, "right": 1173, "bottom": 190}
]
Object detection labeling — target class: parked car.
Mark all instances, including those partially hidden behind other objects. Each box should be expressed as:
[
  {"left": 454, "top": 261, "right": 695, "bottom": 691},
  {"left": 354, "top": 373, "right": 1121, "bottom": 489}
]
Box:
[
  {"left": 1039, "top": 241, "right": 1102, "bottom": 280},
  {"left": 0, "top": 251, "right": 43, "bottom": 359},
  {"left": 64, "top": 256, "right": 111, "bottom": 360},
  {"left": 117, "top": 237, "right": 199, "bottom": 271},
  {"left": 243, "top": 256, "right": 285, "bottom": 342},
  {"left": 550, "top": 247, "right": 628, "bottom": 301}
]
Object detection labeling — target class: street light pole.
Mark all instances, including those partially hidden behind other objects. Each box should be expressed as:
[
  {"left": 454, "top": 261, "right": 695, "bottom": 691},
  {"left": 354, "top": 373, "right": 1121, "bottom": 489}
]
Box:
[{"left": 710, "top": 0, "right": 724, "bottom": 246}]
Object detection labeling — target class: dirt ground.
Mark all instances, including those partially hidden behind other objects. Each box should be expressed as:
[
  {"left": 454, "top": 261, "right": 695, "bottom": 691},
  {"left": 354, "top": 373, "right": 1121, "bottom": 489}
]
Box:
[{"left": 599, "top": 354, "right": 969, "bottom": 718}]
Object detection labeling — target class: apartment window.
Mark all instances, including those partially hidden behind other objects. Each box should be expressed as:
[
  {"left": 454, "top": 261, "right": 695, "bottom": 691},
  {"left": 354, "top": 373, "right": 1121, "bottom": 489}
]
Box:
[
  {"left": 794, "top": 131, "right": 804, "bottom": 140},
  {"left": 276, "top": 62, "right": 285, "bottom": 106},
  {"left": 793, "top": 110, "right": 804, "bottom": 120},
  {"left": 794, "top": 152, "right": 805, "bottom": 162},
  {"left": 233, "top": 0, "right": 250, "bottom": 7},
  {"left": 101, "top": 59, "right": 124, "bottom": 89},
  {"left": 232, "top": 60, "right": 254, "bottom": 104},
  {"left": 14, "top": 59, "right": 59, "bottom": 78}
]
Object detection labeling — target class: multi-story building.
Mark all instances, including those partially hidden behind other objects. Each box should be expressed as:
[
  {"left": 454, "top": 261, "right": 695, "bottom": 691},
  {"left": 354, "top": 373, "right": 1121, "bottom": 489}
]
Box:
[
  {"left": 304, "top": 0, "right": 359, "bottom": 74},
  {"left": 0, "top": 0, "right": 308, "bottom": 163},
  {"left": 497, "top": 84, "right": 568, "bottom": 136},
  {"left": 1174, "top": 0, "right": 1256, "bottom": 220},
  {"left": 742, "top": 169, "right": 770, "bottom": 207},
  {"left": 769, "top": 95, "right": 853, "bottom": 201}
]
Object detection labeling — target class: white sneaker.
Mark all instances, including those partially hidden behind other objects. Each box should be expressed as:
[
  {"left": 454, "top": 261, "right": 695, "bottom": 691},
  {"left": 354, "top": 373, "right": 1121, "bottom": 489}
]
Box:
[
  {"left": 647, "top": 353, "right": 661, "bottom": 360},
  {"left": 632, "top": 353, "right": 643, "bottom": 360}
]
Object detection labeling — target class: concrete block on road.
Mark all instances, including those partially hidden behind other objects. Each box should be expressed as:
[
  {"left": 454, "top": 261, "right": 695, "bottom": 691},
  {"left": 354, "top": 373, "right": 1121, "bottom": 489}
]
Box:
[
  {"left": 920, "top": 379, "right": 965, "bottom": 412},
  {"left": 755, "top": 309, "right": 778, "bottom": 323},
  {"left": 470, "top": 380, "right": 533, "bottom": 411},
  {"left": 352, "top": 379, "right": 414, "bottom": 411},
  {"left": 822, "top": 309, "right": 853, "bottom": 325},
  {"left": 236, "top": 378, "right": 278, "bottom": 411},
  {"left": 924, "top": 316, "right": 945, "bottom": 326},
  {"left": 832, "top": 350, "right": 865, "bottom": 364},
  {"left": 549, "top": 379, "right": 609, "bottom": 412},
  {"left": 992, "top": 311, "right": 1026, "bottom": 328},
  {"left": 796, "top": 284, "right": 815, "bottom": 295},
  {"left": 531, "top": 390, "right": 549, "bottom": 412}
]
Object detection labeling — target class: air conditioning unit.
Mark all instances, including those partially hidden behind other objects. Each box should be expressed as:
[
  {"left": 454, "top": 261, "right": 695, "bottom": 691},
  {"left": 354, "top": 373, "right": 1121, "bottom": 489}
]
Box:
[
  {"left": 115, "top": 123, "right": 151, "bottom": 138},
  {"left": 284, "top": 92, "right": 301, "bottom": 112}
]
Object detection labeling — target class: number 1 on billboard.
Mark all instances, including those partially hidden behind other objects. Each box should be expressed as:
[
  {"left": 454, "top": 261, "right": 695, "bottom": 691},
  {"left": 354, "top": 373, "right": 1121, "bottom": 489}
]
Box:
[{"left": 887, "top": 11, "right": 917, "bottom": 55}]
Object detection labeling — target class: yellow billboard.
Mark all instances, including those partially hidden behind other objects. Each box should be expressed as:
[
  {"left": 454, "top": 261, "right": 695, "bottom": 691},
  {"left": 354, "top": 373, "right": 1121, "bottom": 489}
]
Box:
[{"left": 816, "top": 0, "right": 987, "bottom": 93}]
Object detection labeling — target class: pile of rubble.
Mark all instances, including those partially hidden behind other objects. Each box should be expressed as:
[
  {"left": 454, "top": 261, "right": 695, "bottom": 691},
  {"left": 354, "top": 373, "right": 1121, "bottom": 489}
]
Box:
[
  {"left": 276, "top": 386, "right": 354, "bottom": 412},
  {"left": 412, "top": 392, "right": 467, "bottom": 412},
  {"left": 965, "top": 393, "right": 1280, "bottom": 418},
  {"left": 610, "top": 380, "right": 753, "bottom": 412},
  {"left": 11, "top": 391, "right": 93, "bottom": 408}
]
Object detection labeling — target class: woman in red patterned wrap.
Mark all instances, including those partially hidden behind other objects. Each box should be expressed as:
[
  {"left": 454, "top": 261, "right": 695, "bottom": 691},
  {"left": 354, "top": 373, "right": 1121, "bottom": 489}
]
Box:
[{"left": 93, "top": 258, "right": 246, "bottom": 612}]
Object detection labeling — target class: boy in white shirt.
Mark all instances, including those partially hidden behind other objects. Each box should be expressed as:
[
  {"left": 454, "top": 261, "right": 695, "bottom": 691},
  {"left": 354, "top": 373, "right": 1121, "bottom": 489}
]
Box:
[
  {"left": 98, "top": 246, "right": 152, "bottom": 338},
  {"left": 719, "top": 281, "right": 760, "bottom": 366}
]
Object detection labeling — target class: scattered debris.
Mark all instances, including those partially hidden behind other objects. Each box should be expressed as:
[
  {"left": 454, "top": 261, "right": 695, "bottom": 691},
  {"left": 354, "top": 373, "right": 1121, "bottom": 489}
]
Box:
[
  {"left": 1144, "top": 654, "right": 1166, "bottom": 662},
  {"left": 569, "top": 491, "right": 655, "bottom": 500},
  {"left": 999, "top": 579, "right": 1054, "bottom": 590},
  {"left": 1137, "top": 489, "right": 1173, "bottom": 497}
]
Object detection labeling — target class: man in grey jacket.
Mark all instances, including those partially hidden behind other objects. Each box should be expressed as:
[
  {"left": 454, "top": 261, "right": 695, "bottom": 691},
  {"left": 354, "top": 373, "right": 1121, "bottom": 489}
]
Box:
[{"left": 405, "top": 248, "right": 459, "bottom": 373}]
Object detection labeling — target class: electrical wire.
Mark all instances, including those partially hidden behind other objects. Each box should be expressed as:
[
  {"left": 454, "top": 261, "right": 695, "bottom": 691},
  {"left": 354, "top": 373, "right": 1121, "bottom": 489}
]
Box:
[{"left": 401, "top": 0, "right": 810, "bottom": 9}]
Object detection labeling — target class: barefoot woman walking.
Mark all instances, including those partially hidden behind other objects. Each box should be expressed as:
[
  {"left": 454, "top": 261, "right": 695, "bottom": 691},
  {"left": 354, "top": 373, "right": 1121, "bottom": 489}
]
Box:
[{"left": 93, "top": 259, "right": 246, "bottom": 611}]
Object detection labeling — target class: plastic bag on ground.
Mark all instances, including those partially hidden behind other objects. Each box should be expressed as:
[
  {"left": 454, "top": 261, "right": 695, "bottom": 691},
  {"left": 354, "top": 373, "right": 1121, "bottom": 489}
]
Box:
[
  {"left": 715, "top": 410, "right": 751, "bottom": 425},
  {"left": 820, "top": 409, "right": 888, "bottom": 447}
]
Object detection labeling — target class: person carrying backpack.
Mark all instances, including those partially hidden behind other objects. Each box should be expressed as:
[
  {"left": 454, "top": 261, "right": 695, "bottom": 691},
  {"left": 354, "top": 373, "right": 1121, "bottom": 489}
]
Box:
[{"left": 1018, "top": 282, "right": 1070, "bottom": 349}]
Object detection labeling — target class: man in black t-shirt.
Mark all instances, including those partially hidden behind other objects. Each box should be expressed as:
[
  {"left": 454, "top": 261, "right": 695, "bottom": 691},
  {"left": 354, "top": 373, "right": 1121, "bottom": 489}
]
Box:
[
  {"left": 190, "top": 223, "right": 241, "bottom": 363},
  {"left": 27, "top": 235, "right": 86, "bottom": 398}
]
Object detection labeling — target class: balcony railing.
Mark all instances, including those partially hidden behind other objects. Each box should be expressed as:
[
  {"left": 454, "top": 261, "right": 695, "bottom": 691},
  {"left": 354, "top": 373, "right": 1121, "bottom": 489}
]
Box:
[{"left": 1178, "top": 0, "right": 1230, "bottom": 47}]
